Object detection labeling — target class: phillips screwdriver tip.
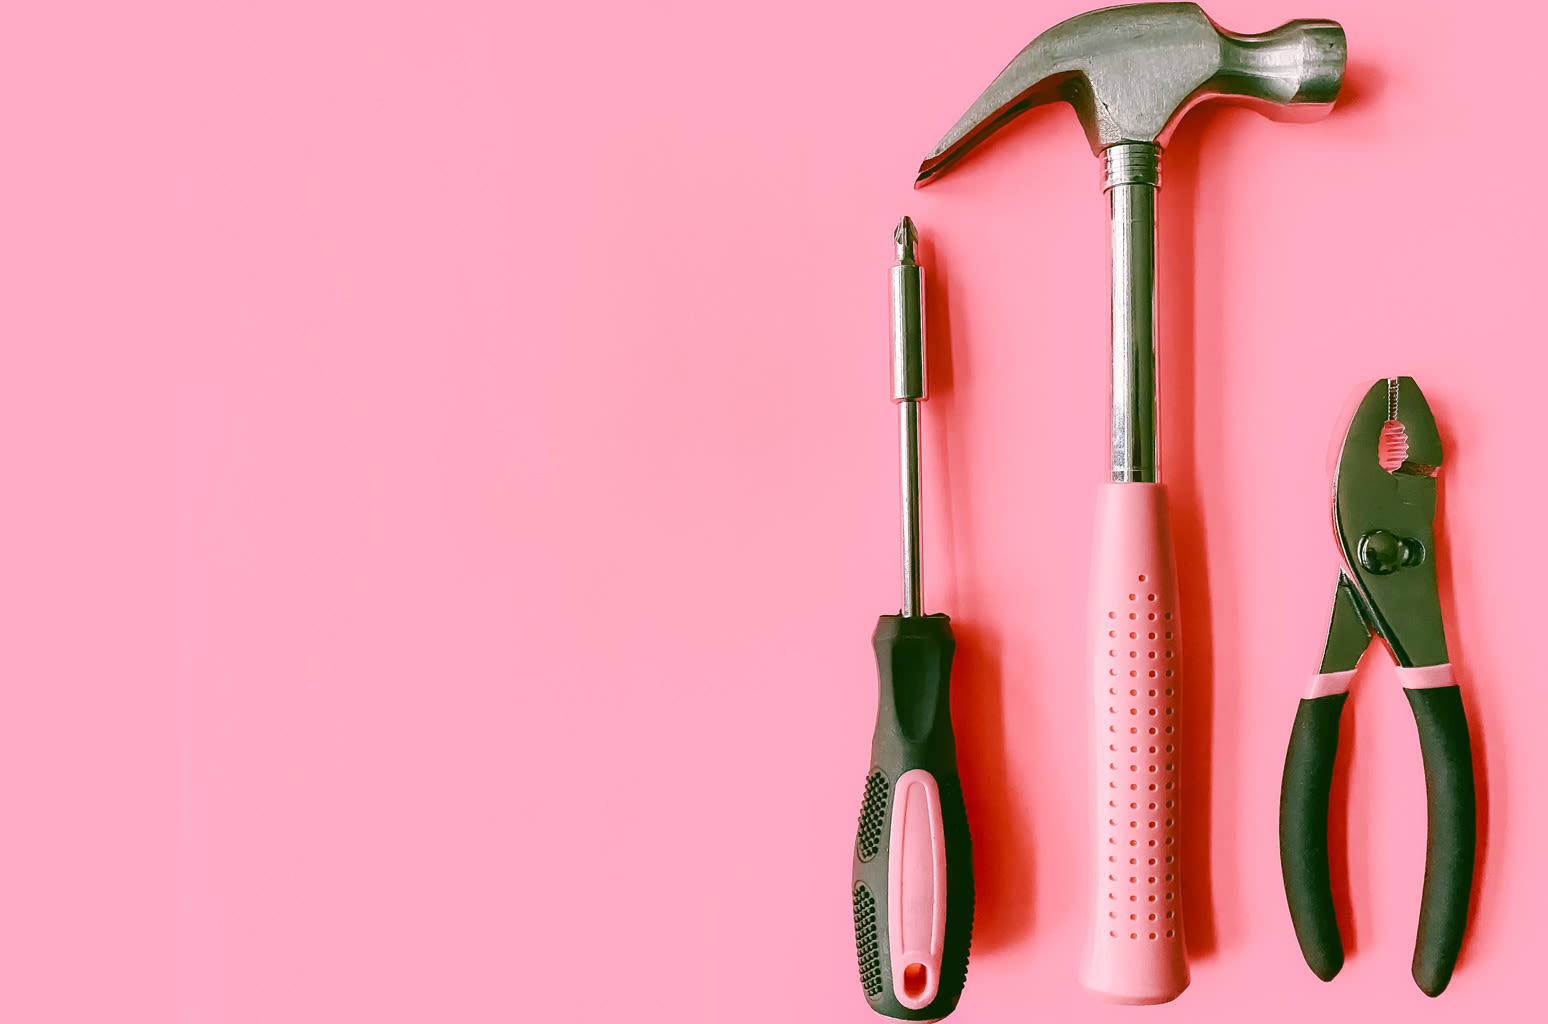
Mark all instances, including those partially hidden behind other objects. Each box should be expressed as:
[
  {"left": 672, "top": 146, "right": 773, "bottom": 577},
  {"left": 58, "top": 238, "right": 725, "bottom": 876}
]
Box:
[{"left": 893, "top": 216, "right": 917, "bottom": 264}]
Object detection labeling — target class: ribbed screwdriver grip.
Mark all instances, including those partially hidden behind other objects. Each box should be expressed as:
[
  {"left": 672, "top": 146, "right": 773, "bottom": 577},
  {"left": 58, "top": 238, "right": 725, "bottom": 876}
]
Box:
[{"left": 852, "top": 614, "right": 973, "bottom": 1019}]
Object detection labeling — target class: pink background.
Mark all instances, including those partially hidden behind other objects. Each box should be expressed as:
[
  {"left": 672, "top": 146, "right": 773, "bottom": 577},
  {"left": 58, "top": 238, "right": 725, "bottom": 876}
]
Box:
[{"left": 12, "top": 0, "right": 1548, "bottom": 1021}]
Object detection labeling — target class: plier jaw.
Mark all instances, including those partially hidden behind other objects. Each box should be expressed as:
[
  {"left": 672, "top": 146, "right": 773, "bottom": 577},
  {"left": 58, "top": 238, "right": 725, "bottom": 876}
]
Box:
[{"left": 1328, "top": 376, "right": 1448, "bottom": 670}]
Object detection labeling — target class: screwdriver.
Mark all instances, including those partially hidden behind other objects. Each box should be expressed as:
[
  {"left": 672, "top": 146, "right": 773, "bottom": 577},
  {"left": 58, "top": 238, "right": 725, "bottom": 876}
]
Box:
[{"left": 851, "top": 217, "right": 974, "bottom": 1020}]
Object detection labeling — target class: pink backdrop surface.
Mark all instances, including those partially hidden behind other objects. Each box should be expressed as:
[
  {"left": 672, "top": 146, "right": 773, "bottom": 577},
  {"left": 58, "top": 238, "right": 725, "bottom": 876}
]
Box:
[{"left": 165, "top": 0, "right": 1548, "bottom": 1020}]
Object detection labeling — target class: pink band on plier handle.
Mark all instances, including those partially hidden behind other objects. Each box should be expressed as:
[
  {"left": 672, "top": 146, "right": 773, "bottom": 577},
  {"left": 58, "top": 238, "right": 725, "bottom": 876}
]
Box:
[
  {"left": 1397, "top": 663, "right": 1455, "bottom": 690},
  {"left": 1305, "top": 669, "right": 1358, "bottom": 698},
  {"left": 887, "top": 768, "right": 946, "bottom": 1010}
]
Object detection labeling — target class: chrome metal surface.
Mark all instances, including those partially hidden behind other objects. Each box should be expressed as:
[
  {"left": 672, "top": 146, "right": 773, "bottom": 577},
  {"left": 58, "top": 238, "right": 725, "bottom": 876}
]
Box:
[
  {"left": 1317, "top": 573, "right": 1373, "bottom": 674},
  {"left": 891, "top": 216, "right": 927, "bottom": 616},
  {"left": 891, "top": 217, "right": 926, "bottom": 403},
  {"left": 1330, "top": 377, "right": 1449, "bottom": 668},
  {"left": 915, "top": 3, "right": 1345, "bottom": 181},
  {"left": 900, "top": 400, "right": 922, "bottom": 617},
  {"left": 1106, "top": 143, "right": 1160, "bottom": 482},
  {"left": 915, "top": 3, "right": 1344, "bottom": 488}
]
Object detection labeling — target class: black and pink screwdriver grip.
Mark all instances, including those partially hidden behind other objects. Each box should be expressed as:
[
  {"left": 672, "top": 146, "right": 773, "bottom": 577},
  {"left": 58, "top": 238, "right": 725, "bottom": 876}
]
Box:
[{"left": 852, "top": 613, "right": 973, "bottom": 1019}]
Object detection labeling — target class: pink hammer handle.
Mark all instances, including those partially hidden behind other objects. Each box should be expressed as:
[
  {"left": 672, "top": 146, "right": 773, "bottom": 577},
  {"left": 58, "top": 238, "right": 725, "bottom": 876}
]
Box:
[{"left": 1079, "top": 483, "right": 1189, "bottom": 1004}]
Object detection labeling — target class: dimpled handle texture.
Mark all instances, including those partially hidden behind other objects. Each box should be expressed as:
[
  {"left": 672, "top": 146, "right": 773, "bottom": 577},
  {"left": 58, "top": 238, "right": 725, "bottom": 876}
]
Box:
[
  {"left": 1079, "top": 484, "right": 1188, "bottom": 1004},
  {"left": 852, "top": 614, "right": 974, "bottom": 1020}
]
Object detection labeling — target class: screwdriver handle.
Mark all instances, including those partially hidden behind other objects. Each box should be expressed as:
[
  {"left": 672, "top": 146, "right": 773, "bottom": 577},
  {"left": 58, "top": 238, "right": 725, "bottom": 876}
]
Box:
[
  {"left": 1078, "top": 484, "right": 1188, "bottom": 1004},
  {"left": 852, "top": 614, "right": 973, "bottom": 1019}
]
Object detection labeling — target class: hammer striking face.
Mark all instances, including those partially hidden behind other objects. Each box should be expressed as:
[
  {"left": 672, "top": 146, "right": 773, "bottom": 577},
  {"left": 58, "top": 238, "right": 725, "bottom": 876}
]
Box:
[{"left": 916, "top": 2, "right": 1345, "bottom": 183}]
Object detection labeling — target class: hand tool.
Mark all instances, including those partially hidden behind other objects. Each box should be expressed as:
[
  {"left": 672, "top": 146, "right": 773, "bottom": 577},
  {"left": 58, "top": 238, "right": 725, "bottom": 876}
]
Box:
[
  {"left": 913, "top": 3, "right": 1345, "bottom": 1003},
  {"left": 852, "top": 217, "right": 974, "bottom": 1019},
  {"left": 1280, "top": 377, "right": 1476, "bottom": 997}
]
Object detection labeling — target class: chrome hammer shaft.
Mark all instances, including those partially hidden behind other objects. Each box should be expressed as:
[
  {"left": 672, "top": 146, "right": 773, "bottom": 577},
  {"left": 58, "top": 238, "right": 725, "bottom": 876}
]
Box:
[
  {"left": 890, "top": 216, "right": 925, "bottom": 616},
  {"left": 1107, "top": 143, "right": 1160, "bottom": 483}
]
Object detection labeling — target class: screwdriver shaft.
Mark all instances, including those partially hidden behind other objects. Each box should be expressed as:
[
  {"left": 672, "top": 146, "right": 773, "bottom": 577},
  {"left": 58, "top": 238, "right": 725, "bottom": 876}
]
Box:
[
  {"left": 891, "top": 217, "right": 926, "bottom": 617},
  {"left": 900, "top": 399, "right": 922, "bottom": 617}
]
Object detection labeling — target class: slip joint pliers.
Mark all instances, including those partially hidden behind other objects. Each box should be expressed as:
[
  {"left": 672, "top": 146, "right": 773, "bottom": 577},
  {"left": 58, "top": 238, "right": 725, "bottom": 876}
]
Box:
[{"left": 1279, "top": 376, "right": 1476, "bottom": 997}]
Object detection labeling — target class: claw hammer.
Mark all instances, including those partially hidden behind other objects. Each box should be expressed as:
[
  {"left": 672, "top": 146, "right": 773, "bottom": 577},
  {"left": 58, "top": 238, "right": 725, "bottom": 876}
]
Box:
[{"left": 914, "top": 3, "right": 1345, "bottom": 1004}]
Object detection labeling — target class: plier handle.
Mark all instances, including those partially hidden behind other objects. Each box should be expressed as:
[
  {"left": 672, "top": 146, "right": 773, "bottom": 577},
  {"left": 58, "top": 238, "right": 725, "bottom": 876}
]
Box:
[{"left": 1279, "top": 378, "right": 1476, "bottom": 996}]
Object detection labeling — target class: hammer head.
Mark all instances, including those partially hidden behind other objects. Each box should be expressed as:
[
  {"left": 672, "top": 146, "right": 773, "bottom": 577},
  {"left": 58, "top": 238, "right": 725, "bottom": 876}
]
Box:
[{"left": 917, "top": 3, "right": 1345, "bottom": 184}]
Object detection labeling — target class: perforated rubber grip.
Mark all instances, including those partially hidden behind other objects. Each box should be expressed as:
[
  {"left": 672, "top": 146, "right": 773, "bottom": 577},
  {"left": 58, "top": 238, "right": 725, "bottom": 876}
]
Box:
[
  {"left": 852, "top": 614, "right": 973, "bottom": 1019},
  {"left": 1080, "top": 483, "right": 1187, "bottom": 1004}
]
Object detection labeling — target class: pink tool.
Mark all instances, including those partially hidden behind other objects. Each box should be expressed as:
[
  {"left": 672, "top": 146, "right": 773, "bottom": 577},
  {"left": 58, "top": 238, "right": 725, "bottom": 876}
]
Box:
[
  {"left": 913, "top": 2, "right": 1345, "bottom": 1002},
  {"left": 1085, "top": 484, "right": 1183, "bottom": 1001}
]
